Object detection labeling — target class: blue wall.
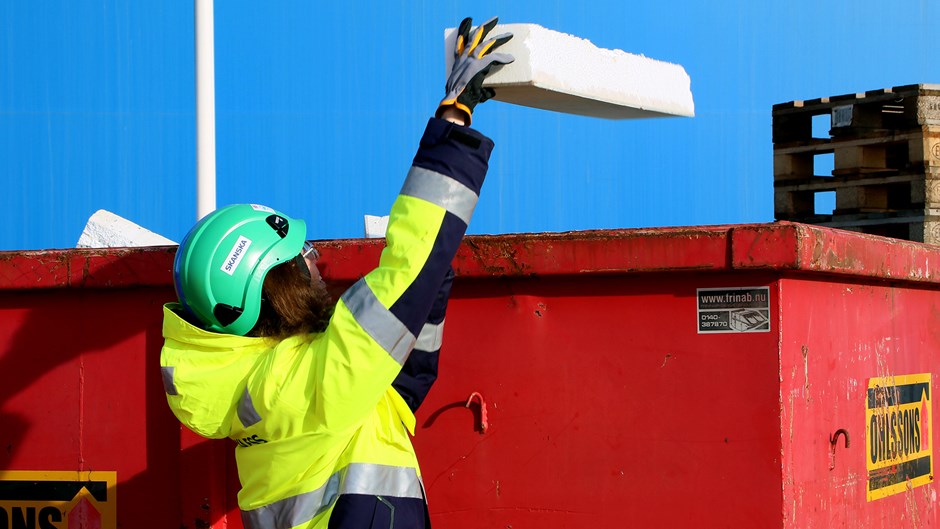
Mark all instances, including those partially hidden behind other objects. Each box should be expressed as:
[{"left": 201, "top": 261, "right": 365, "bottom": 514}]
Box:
[{"left": 2, "top": 1, "right": 938, "bottom": 250}]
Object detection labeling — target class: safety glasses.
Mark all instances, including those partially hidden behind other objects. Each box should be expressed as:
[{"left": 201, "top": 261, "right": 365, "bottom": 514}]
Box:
[{"left": 302, "top": 241, "right": 319, "bottom": 261}]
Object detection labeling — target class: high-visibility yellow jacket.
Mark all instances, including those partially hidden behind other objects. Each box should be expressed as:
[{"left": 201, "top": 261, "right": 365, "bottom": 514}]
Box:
[{"left": 161, "top": 118, "right": 493, "bottom": 528}]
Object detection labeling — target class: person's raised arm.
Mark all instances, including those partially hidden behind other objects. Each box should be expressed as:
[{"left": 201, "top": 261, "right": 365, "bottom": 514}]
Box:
[{"left": 309, "top": 18, "right": 513, "bottom": 433}]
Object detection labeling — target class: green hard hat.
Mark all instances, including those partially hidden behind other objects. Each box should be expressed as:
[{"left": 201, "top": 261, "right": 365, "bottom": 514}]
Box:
[{"left": 173, "top": 203, "right": 307, "bottom": 336}]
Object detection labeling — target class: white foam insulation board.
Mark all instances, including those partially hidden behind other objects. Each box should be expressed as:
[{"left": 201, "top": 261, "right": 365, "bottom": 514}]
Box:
[
  {"left": 445, "top": 23, "right": 695, "bottom": 120},
  {"left": 77, "top": 209, "right": 176, "bottom": 248}
]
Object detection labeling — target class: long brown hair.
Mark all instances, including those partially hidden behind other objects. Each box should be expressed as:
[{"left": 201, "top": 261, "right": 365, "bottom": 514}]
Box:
[{"left": 249, "top": 256, "right": 333, "bottom": 340}]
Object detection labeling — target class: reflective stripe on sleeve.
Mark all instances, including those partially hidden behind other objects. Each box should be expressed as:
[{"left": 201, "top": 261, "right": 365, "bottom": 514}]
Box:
[
  {"left": 161, "top": 366, "right": 178, "bottom": 396},
  {"left": 414, "top": 320, "right": 445, "bottom": 352},
  {"left": 400, "top": 166, "right": 478, "bottom": 225},
  {"left": 341, "top": 278, "right": 416, "bottom": 366},
  {"left": 241, "top": 463, "right": 424, "bottom": 529},
  {"left": 238, "top": 387, "right": 262, "bottom": 427}
]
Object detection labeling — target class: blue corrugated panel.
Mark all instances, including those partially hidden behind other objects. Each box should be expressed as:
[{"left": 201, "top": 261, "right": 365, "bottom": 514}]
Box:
[{"left": 2, "top": 1, "right": 938, "bottom": 250}]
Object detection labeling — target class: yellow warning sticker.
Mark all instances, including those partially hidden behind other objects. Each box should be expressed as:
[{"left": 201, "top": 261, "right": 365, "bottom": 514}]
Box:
[
  {"left": 0, "top": 470, "right": 116, "bottom": 527},
  {"left": 866, "top": 373, "right": 933, "bottom": 501}
]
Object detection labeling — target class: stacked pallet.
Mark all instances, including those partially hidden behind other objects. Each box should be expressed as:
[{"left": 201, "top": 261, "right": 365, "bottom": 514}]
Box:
[{"left": 773, "top": 84, "right": 940, "bottom": 243}]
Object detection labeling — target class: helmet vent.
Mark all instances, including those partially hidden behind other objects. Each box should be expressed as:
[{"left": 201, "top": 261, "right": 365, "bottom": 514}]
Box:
[
  {"left": 266, "top": 215, "right": 289, "bottom": 238},
  {"left": 213, "top": 303, "right": 244, "bottom": 327}
]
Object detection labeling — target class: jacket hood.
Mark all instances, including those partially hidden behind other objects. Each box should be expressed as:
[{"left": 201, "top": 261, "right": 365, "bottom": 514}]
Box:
[{"left": 160, "top": 303, "right": 269, "bottom": 439}]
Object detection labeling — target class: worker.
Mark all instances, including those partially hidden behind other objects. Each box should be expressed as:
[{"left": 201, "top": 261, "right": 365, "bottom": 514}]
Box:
[{"left": 160, "top": 17, "right": 513, "bottom": 529}]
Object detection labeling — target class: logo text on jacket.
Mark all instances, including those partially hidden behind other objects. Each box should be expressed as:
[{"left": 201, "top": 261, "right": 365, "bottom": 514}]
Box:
[{"left": 236, "top": 434, "right": 269, "bottom": 448}]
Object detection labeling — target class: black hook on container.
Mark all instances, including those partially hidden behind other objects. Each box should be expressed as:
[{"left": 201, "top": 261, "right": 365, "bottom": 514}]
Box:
[
  {"left": 830, "top": 428, "right": 850, "bottom": 448},
  {"left": 828, "top": 428, "right": 850, "bottom": 471}
]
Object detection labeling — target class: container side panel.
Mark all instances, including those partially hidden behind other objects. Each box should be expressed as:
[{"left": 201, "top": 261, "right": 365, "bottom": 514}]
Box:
[
  {"left": 415, "top": 272, "right": 783, "bottom": 528},
  {"left": 0, "top": 287, "right": 182, "bottom": 526},
  {"left": 779, "top": 276, "right": 940, "bottom": 528}
]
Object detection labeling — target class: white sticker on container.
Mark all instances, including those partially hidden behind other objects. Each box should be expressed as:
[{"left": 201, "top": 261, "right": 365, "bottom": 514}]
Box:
[
  {"left": 250, "top": 204, "right": 275, "bottom": 213},
  {"left": 697, "top": 287, "right": 770, "bottom": 333},
  {"left": 221, "top": 236, "right": 252, "bottom": 276}
]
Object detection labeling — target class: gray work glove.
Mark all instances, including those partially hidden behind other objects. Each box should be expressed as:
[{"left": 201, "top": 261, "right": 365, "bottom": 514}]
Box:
[{"left": 436, "top": 17, "right": 514, "bottom": 125}]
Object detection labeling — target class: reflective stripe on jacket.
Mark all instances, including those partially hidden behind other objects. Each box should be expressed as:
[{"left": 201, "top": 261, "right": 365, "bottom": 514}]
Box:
[{"left": 161, "top": 117, "right": 494, "bottom": 528}]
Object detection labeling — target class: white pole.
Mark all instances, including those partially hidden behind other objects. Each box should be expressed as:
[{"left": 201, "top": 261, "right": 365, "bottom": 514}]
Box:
[{"left": 195, "top": 0, "right": 217, "bottom": 220}]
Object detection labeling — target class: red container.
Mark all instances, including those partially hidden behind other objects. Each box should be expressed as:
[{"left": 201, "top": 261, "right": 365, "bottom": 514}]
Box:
[{"left": 1, "top": 222, "right": 938, "bottom": 528}]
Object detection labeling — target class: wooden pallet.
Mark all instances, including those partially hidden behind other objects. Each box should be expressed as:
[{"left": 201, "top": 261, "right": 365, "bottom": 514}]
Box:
[{"left": 773, "top": 84, "right": 940, "bottom": 243}]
